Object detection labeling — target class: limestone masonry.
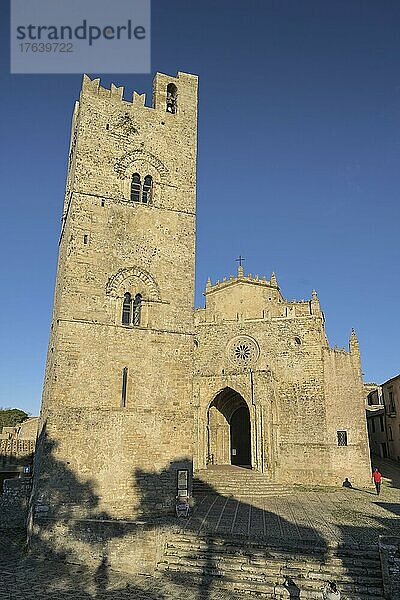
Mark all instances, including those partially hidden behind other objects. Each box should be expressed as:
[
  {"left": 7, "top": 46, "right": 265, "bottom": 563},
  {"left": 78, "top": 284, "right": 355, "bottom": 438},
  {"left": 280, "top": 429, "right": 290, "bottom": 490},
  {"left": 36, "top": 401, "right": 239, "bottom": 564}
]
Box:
[{"left": 31, "top": 71, "right": 371, "bottom": 531}]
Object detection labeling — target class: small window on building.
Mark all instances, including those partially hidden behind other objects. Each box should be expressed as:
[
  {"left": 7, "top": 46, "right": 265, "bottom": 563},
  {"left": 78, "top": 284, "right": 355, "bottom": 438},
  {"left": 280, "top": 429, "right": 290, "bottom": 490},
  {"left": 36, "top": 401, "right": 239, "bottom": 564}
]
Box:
[
  {"left": 132, "top": 293, "right": 142, "bottom": 326},
  {"left": 379, "top": 415, "right": 385, "bottom": 432},
  {"left": 166, "top": 83, "right": 177, "bottom": 114},
  {"left": 337, "top": 430, "right": 348, "bottom": 447},
  {"left": 372, "top": 419, "right": 376, "bottom": 434},
  {"left": 121, "top": 367, "right": 128, "bottom": 407},
  {"left": 131, "top": 173, "right": 141, "bottom": 202},
  {"left": 388, "top": 426, "right": 393, "bottom": 441},
  {"left": 142, "top": 175, "right": 152, "bottom": 204},
  {"left": 122, "top": 292, "right": 132, "bottom": 325},
  {"left": 388, "top": 390, "right": 396, "bottom": 413}
]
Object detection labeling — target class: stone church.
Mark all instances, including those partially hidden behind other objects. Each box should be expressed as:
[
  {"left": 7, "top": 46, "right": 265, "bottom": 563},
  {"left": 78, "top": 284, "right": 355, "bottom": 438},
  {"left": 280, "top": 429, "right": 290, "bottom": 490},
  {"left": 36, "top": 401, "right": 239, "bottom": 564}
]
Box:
[{"left": 32, "top": 71, "right": 371, "bottom": 528}]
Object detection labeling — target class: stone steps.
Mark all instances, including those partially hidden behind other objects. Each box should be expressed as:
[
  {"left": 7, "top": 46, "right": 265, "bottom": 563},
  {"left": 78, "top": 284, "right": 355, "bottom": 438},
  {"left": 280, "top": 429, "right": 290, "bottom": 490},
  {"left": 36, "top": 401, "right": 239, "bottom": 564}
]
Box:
[
  {"left": 158, "top": 534, "right": 385, "bottom": 600},
  {"left": 193, "top": 470, "right": 292, "bottom": 498}
]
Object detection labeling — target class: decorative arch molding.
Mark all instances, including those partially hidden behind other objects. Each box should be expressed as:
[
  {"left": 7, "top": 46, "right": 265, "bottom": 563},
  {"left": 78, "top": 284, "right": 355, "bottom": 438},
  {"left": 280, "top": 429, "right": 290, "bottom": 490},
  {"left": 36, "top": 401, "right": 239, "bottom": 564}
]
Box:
[
  {"left": 209, "top": 386, "right": 250, "bottom": 421},
  {"left": 207, "top": 384, "right": 251, "bottom": 410},
  {"left": 206, "top": 385, "right": 253, "bottom": 418},
  {"left": 106, "top": 266, "right": 161, "bottom": 301},
  {"left": 114, "top": 149, "right": 169, "bottom": 180}
]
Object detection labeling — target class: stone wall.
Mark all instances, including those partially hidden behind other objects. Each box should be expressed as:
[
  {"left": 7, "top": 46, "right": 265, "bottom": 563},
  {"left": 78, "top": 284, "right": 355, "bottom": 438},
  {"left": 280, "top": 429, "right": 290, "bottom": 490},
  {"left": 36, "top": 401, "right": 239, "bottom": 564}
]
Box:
[
  {"left": 30, "top": 518, "right": 167, "bottom": 575},
  {"left": 379, "top": 536, "right": 400, "bottom": 599},
  {"left": 323, "top": 341, "right": 371, "bottom": 486},
  {"left": 17, "top": 417, "right": 39, "bottom": 440},
  {"left": 33, "top": 412, "right": 193, "bottom": 521},
  {"left": 0, "top": 477, "right": 32, "bottom": 529}
]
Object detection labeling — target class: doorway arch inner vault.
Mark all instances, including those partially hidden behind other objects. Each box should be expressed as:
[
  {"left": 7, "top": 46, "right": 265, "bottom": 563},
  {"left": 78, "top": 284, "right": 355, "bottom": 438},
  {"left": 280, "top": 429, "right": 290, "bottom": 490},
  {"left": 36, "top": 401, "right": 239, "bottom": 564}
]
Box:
[{"left": 207, "top": 387, "right": 251, "bottom": 468}]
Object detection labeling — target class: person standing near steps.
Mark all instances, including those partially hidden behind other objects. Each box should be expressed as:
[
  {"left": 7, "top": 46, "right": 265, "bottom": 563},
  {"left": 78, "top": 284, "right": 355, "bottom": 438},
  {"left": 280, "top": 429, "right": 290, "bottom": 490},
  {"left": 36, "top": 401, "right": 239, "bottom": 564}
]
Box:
[{"left": 372, "top": 468, "right": 382, "bottom": 495}]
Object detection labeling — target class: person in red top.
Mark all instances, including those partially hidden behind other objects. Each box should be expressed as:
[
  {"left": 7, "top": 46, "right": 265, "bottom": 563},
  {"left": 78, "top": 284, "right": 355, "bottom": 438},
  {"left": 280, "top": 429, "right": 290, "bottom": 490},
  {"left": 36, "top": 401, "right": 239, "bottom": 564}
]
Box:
[{"left": 372, "top": 468, "right": 382, "bottom": 495}]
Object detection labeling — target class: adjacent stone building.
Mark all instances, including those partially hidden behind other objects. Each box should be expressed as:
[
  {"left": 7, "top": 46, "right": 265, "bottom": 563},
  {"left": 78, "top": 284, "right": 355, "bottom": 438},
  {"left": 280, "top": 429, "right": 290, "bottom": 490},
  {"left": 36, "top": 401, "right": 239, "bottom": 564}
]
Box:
[
  {"left": 0, "top": 417, "right": 37, "bottom": 491},
  {"left": 31, "top": 71, "right": 371, "bottom": 532},
  {"left": 382, "top": 374, "right": 400, "bottom": 462},
  {"left": 365, "top": 384, "right": 387, "bottom": 458}
]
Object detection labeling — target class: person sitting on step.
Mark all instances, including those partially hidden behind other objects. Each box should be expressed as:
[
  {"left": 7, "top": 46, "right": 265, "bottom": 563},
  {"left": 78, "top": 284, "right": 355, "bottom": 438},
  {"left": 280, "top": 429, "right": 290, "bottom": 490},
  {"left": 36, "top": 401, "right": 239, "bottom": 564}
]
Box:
[
  {"left": 322, "top": 581, "right": 341, "bottom": 599},
  {"left": 175, "top": 494, "right": 190, "bottom": 518}
]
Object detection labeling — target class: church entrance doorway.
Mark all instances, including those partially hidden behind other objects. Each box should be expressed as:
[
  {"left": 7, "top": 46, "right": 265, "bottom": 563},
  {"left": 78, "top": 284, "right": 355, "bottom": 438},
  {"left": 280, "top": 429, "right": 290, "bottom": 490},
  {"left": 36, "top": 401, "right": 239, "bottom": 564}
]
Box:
[
  {"left": 230, "top": 406, "right": 251, "bottom": 466},
  {"left": 207, "top": 388, "right": 252, "bottom": 468}
]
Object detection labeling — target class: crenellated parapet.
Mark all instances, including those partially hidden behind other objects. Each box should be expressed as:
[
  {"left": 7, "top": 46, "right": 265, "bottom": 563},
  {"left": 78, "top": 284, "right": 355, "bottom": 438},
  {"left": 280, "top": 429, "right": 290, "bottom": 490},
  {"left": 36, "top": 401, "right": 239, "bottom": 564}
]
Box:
[
  {"left": 321, "top": 329, "right": 362, "bottom": 365},
  {"left": 205, "top": 268, "right": 281, "bottom": 295},
  {"left": 197, "top": 266, "right": 324, "bottom": 325},
  {"left": 80, "top": 74, "right": 147, "bottom": 108},
  {"left": 79, "top": 71, "right": 198, "bottom": 113}
]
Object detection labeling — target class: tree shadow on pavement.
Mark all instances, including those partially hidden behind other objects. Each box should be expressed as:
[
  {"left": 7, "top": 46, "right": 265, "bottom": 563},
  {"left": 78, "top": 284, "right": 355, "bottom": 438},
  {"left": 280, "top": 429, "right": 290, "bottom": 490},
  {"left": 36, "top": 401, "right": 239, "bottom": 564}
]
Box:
[{"left": 1, "top": 429, "right": 399, "bottom": 599}]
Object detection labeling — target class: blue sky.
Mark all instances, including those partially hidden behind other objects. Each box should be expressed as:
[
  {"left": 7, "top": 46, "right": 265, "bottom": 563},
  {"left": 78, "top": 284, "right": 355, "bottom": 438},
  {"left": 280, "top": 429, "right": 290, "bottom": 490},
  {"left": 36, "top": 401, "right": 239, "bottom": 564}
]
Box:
[{"left": 0, "top": 0, "right": 399, "bottom": 415}]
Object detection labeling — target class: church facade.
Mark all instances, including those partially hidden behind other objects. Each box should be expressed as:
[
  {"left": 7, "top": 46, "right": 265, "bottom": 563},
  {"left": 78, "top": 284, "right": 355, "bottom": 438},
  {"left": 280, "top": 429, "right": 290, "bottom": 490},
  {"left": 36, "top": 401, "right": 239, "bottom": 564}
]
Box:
[
  {"left": 32, "top": 71, "right": 371, "bottom": 526},
  {"left": 194, "top": 269, "right": 370, "bottom": 484}
]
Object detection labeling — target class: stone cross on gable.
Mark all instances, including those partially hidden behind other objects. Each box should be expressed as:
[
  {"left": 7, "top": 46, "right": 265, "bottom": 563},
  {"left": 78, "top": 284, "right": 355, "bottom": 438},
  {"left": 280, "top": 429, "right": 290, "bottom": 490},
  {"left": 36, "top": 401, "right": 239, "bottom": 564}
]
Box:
[
  {"left": 235, "top": 255, "right": 245, "bottom": 268},
  {"left": 235, "top": 255, "right": 245, "bottom": 277}
]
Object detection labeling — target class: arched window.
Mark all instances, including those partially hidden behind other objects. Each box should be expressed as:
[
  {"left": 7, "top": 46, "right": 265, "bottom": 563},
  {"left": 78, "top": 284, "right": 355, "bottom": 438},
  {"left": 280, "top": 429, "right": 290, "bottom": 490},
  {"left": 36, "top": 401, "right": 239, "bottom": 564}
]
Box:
[
  {"left": 166, "top": 83, "right": 177, "bottom": 114},
  {"left": 122, "top": 292, "right": 132, "bottom": 324},
  {"left": 132, "top": 293, "right": 142, "bottom": 326},
  {"left": 131, "top": 173, "right": 141, "bottom": 202},
  {"left": 142, "top": 175, "right": 152, "bottom": 204}
]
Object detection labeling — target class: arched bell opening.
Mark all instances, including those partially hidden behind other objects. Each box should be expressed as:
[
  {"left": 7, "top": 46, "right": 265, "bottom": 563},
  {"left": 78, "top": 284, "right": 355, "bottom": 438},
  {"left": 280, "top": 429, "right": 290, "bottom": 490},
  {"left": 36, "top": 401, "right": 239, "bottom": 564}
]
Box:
[{"left": 207, "top": 387, "right": 252, "bottom": 469}]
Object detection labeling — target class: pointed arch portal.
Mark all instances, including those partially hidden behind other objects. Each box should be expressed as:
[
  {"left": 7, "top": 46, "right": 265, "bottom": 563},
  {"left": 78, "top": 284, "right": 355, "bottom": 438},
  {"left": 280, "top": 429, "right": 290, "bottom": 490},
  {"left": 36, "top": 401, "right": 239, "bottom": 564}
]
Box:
[{"left": 207, "top": 388, "right": 251, "bottom": 468}]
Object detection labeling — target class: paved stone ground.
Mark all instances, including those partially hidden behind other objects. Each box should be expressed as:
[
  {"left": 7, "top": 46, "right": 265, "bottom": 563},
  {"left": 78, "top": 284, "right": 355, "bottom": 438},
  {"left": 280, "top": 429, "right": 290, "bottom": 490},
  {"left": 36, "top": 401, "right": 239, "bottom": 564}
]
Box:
[
  {"left": 185, "top": 483, "right": 400, "bottom": 545},
  {"left": 183, "top": 456, "right": 400, "bottom": 545},
  {"left": 1, "top": 457, "right": 399, "bottom": 599}
]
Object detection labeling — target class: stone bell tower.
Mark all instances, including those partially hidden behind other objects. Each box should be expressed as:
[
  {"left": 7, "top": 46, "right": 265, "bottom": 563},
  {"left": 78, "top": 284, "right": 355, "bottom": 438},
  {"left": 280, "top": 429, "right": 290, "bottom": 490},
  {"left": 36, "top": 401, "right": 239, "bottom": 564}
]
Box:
[{"left": 33, "top": 71, "right": 198, "bottom": 520}]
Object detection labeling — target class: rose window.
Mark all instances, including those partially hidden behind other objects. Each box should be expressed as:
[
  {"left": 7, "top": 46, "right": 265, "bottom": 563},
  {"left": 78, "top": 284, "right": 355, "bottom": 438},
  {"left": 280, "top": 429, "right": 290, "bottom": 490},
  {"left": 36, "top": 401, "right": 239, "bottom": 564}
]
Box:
[
  {"left": 227, "top": 336, "right": 259, "bottom": 367},
  {"left": 235, "top": 343, "right": 251, "bottom": 361}
]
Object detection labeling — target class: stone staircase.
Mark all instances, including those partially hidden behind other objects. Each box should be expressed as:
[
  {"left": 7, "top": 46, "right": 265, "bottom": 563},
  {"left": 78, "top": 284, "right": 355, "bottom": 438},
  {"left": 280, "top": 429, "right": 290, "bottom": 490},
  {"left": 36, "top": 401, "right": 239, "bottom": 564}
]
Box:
[
  {"left": 194, "top": 467, "right": 293, "bottom": 498},
  {"left": 158, "top": 532, "right": 385, "bottom": 599}
]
